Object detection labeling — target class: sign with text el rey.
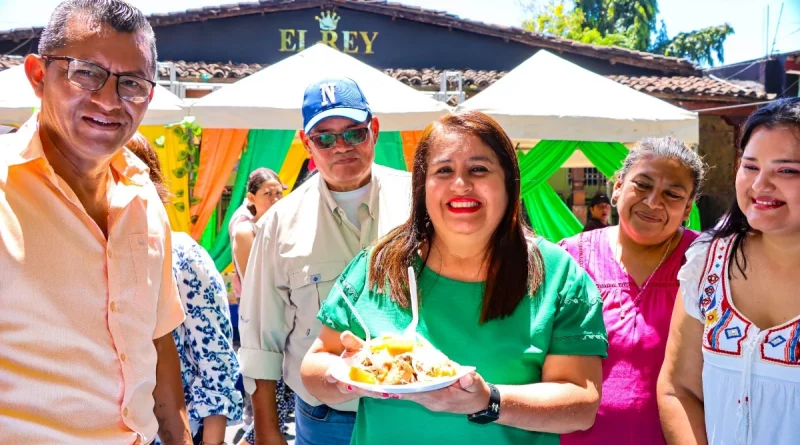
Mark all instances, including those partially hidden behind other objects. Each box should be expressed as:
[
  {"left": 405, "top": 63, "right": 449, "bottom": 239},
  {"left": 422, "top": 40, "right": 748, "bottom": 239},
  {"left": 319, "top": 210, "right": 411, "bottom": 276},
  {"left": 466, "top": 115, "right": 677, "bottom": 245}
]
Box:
[{"left": 279, "top": 10, "right": 379, "bottom": 55}]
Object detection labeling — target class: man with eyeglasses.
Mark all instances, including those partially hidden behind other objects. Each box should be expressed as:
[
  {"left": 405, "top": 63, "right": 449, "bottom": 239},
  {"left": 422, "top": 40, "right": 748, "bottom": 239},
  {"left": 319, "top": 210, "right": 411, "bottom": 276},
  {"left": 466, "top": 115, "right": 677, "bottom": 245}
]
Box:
[
  {"left": 0, "top": 1, "right": 191, "bottom": 445},
  {"left": 239, "top": 77, "right": 412, "bottom": 445}
]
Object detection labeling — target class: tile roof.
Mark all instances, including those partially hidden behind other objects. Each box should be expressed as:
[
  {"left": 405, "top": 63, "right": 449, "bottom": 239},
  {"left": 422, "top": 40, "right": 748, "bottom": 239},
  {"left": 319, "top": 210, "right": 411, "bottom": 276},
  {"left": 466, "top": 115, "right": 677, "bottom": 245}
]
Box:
[
  {"left": 607, "top": 75, "right": 767, "bottom": 100},
  {"left": 0, "top": 0, "right": 698, "bottom": 75},
  {"left": 158, "top": 61, "right": 765, "bottom": 100},
  {"left": 0, "top": 55, "right": 23, "bottom": 70},
  {"left": 0, "top": 55, "right": 763, "bottom": 100}
]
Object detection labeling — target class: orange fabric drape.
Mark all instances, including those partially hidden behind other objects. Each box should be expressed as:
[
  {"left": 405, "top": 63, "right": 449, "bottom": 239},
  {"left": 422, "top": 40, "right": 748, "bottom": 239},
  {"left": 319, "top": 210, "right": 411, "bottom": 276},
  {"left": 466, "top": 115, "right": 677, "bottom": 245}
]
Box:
[
  {"left": 189, "top": 129, "right": 249, "bottom": 239},
  {"left": 401, "top": 130, "right": 424, "bottom": 172}
]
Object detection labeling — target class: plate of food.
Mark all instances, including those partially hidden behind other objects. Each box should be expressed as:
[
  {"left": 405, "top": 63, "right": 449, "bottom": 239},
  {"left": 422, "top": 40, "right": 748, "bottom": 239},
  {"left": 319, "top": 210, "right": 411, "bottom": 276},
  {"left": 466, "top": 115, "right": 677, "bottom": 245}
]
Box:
[{"left": 330, "top": 334, "right": 475, "bottom": 394}]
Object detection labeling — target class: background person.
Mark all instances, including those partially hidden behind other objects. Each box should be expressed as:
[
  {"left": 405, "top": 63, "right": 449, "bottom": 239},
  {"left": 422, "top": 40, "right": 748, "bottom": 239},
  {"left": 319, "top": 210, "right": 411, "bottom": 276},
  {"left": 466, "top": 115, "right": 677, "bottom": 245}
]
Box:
[
  {"left": 239, "top": 76, "right": 412, "bottom": 445},
  {"left": 228, "top": 168, "right": 292, "bottom": 445},
  {"left": 584, "top": 192, "right": 612, "bottom": 231}
]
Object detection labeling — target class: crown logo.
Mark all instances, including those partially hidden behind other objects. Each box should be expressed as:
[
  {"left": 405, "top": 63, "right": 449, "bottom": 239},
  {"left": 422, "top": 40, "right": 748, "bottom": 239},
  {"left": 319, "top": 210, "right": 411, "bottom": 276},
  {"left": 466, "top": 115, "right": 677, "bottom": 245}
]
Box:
[{"left": 315, "top": 10, "right": 340, "bottom": 31}]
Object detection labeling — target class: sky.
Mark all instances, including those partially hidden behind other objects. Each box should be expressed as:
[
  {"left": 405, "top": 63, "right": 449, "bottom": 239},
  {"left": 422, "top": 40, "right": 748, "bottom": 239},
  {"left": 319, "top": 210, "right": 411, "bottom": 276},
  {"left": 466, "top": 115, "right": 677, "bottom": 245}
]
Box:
[{"left": 0, "top": 0, "right": 798, "bottom": 66}]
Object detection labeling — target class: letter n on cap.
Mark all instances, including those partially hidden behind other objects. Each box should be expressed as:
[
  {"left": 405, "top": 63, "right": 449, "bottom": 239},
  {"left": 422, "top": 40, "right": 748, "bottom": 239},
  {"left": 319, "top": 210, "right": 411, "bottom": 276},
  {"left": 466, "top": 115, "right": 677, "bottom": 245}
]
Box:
[{"left": 320, "top": 82, "right": 337, "bottom": 106}]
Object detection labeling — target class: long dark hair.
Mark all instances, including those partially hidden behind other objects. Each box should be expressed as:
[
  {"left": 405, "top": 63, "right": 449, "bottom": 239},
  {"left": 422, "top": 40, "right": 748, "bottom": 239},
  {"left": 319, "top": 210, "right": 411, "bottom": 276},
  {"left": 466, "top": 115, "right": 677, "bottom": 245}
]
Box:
[
  {"left": 246, "top": 168, "right": 282, "bottom": 215},
  {"left": 368, "top": 111, "right": 545, "bottom": 324},
  {"left": 713, "top": 97, "right": 800, "bottom": 278}
]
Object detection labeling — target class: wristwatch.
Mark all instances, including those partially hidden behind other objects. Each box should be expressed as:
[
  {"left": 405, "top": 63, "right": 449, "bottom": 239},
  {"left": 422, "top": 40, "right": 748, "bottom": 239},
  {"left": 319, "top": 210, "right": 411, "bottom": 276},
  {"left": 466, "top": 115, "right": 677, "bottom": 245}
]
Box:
[{"left": 467, "top": 382, "right": 501, "bottom": 424}]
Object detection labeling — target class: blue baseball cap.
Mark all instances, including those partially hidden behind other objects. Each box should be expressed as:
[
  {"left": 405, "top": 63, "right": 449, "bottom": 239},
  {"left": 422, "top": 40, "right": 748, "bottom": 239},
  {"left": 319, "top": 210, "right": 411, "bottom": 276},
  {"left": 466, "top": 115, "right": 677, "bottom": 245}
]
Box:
[{"left": 302, "top": 77, "right": 372, "bottom": 134}]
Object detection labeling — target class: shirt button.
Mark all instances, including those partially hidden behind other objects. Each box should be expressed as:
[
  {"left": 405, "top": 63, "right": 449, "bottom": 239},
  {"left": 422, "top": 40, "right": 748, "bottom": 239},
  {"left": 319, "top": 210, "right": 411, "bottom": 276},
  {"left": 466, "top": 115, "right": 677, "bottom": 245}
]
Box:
[
  {"left": 122, "top": 407, "right": 129, "bottom": 417},
  {"left": 120, "top": 353, "right": 127, "bottom": 362},
  {"left": 110, "top": 302, "right": 118, "bottom": 312}
]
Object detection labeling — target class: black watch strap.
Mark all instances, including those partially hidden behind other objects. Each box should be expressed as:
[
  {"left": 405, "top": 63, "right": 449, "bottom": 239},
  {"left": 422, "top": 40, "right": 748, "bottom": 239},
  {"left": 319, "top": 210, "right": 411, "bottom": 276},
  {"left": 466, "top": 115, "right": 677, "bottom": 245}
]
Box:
[{"left": 467, "top": 382, "right": 501, "bottom": 424}]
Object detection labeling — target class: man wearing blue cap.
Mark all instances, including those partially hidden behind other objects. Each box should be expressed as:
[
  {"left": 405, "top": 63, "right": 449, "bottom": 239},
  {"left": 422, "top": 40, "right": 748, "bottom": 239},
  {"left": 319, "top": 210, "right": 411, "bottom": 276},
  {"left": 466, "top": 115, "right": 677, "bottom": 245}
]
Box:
[{"left": 239, "top": 77, "right": 412, "bottom": 445}]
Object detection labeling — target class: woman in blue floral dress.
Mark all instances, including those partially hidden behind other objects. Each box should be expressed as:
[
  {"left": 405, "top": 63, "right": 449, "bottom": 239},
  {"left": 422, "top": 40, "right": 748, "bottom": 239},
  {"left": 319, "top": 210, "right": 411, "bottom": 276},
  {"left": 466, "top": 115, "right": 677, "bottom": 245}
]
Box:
[{"left": 128, "top": 134, "right": 243, "bottom": 445}]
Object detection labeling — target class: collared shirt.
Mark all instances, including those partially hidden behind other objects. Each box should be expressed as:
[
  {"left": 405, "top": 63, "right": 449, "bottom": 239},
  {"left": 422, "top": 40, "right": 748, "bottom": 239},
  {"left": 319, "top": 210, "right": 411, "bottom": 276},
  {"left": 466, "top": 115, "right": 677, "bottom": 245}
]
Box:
[
  {"left": 239, "top": 164, "right": 412, "bottom": 411},
  {"left": 0, "top": 116, "right": 185, "bottom": 445}
]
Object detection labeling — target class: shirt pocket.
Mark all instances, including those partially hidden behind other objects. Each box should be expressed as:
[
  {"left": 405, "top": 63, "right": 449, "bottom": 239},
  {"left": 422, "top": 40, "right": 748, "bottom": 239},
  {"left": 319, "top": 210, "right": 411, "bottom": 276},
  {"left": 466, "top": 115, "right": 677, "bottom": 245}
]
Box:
[
  {"left": 288, "top": 261, "right": 346, "bottom": 337},
  {"left": 129, "top": 233, "right": 165, "bottom": 312}
]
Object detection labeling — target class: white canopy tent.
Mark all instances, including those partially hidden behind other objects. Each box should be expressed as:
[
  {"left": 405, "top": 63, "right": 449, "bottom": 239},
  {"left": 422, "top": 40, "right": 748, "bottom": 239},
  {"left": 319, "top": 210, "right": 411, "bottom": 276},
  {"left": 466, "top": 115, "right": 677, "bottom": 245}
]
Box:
[
  {"left": 460, "top": 50, "right": 699, "bottom": 155},
  {"left": 0, "top": 65, "right": 189, "bottom": 126},
  {"left": 190, "top": 43, "right": 451, "bottom": 130}
]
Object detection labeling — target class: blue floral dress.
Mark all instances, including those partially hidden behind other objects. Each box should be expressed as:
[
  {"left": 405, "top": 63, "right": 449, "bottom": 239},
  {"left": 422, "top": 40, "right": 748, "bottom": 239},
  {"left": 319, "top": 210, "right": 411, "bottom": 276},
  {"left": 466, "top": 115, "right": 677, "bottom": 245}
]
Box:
[{"left": 156, "top": 232, "right": 243, "bottom": 443}]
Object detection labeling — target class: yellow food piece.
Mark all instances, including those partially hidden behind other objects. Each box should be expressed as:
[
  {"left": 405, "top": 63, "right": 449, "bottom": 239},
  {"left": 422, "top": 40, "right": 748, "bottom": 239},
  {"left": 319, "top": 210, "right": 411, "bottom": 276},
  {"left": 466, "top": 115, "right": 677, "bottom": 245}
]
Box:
[
  {"left": 370, "top": 336, "right": 415, "bottom": 356},
  {"left": 434, "top": 365, "right": 457, "bottom": 377},
  {"left": 349, "top": 366, "right": 378, "bottom": 384}
]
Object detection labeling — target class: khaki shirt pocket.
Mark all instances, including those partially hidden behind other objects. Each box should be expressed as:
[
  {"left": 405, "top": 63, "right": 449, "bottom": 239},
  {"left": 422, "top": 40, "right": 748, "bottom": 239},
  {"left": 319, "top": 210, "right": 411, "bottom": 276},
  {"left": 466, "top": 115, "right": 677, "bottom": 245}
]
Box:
[{"left": 287, "top": 261, "right": 347, "bottom": 338}]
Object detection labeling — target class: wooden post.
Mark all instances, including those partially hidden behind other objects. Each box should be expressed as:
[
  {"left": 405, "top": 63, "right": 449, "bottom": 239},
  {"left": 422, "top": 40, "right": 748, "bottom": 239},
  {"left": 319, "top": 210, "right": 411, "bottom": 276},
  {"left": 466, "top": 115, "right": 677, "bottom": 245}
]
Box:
[{"left": 570, "top": 168, "right": 587, "bottom": 224}]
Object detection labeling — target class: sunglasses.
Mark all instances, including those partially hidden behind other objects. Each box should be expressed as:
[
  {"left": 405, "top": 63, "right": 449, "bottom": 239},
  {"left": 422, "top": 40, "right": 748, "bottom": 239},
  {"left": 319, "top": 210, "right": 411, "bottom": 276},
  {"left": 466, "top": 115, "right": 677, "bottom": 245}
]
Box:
[
  {"left": 309, "top": 127, "right": 370, "bottom": 150},
  {"left": 43, "top": 55, "right": 156, "bottom": 104}
]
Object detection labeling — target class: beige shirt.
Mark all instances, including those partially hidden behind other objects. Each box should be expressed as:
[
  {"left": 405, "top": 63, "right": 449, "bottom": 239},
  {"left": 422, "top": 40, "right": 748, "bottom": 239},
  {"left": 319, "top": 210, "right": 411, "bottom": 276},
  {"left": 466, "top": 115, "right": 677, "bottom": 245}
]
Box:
[
  {"left": 0, "top": 116, "right": 185, "bottom": 444},
  {"left": 238, "top": 164, "right": 412, "bottom": 411}
]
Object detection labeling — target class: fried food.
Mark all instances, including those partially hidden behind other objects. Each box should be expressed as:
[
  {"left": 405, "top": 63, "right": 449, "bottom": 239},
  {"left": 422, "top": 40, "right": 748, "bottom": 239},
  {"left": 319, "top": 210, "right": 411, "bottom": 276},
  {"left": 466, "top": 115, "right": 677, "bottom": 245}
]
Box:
[{"left": 348, "top": 334, "right": 460, "bottom": 385}]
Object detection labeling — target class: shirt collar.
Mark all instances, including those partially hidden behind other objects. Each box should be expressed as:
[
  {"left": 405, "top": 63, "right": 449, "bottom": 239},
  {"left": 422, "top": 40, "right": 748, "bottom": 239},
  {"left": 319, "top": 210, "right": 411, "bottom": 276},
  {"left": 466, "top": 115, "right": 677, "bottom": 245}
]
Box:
[
  {"left": 3, "top": 113, "right": 150, "bottom": 187},
  {"left": 317, "top": 167, "right": 379, "bottom": 221}
]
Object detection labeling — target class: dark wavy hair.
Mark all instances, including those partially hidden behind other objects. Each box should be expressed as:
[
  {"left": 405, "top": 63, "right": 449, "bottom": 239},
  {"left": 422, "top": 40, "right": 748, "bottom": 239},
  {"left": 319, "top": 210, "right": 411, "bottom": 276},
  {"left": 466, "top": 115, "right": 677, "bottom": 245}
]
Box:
[
  {"left": 368, "top": 111, "right": 545, "bottom": 324},
  {"left": 126, "top": 133, "right": 169, "bottom": 203},
  {"left": 712, "top": 97, "right": 800, "bottom": 278}
]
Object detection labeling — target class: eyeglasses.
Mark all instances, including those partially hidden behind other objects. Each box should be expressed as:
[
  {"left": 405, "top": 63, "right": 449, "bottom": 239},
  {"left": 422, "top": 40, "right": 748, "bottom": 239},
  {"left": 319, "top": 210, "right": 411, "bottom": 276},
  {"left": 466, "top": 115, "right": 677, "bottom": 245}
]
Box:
[
  {"left": 309, "top": 127, "right": 370, "bottom": 150},
  {"left": 42, "top": 55, "right": 156, "bottom": 104}
]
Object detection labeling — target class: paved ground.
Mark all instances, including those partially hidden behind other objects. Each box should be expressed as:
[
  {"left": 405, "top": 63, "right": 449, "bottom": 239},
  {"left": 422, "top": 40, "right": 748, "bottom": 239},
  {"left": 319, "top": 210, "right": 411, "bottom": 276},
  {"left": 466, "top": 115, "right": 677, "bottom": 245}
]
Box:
[{"left": 224, "top": 419, "right": 296, "bottom": 445}]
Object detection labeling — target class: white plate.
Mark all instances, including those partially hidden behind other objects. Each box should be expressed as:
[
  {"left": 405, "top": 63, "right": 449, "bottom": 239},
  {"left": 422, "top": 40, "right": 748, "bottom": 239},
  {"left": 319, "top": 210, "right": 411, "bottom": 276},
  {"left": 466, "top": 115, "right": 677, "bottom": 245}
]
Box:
[{"left": 330, "top": 355, "right": 476, "bottom": 394}]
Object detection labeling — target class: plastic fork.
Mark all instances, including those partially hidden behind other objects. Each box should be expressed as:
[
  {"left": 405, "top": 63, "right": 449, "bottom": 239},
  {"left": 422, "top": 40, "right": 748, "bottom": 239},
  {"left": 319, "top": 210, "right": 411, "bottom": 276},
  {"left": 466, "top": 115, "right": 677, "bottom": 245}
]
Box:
[{"left": 403, "top": 266, "right": 419, "bottom": 339}]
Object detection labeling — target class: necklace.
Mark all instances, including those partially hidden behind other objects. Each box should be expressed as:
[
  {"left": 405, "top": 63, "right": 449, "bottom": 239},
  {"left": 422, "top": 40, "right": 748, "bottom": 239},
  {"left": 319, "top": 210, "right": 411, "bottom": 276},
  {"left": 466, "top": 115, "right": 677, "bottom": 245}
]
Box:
[{"left": 613, "top": 229, "right": 678, "bottom": 320}]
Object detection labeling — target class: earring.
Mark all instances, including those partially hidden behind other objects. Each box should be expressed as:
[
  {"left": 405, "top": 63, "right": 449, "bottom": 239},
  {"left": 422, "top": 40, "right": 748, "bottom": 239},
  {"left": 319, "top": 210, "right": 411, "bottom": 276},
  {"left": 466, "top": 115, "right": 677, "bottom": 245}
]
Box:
[{"left": 610, "top": 197, "right": 618, "bottom": 207}]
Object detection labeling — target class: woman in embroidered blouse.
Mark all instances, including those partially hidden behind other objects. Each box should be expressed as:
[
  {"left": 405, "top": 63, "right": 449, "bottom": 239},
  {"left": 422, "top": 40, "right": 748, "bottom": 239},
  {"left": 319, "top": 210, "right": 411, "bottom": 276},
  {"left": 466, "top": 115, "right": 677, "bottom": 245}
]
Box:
[
  {"left": 658, "top": 98, "right": 800, "bottom": 444},
  {"left": 127, "top": 134, "right": 243, "bottom": 445},
  {"left": 299, "top": 111, "right": 608, "bottom": 445},
  {"left": 558, "top": 137, "right": 705, "bottom": 445}
]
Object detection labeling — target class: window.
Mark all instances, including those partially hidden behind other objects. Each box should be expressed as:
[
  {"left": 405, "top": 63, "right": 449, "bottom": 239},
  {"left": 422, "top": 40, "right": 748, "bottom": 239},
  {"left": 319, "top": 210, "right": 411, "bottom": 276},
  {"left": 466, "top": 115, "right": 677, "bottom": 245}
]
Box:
[{"left": 568, "top": 168, "right": 607, "bottom": 187}]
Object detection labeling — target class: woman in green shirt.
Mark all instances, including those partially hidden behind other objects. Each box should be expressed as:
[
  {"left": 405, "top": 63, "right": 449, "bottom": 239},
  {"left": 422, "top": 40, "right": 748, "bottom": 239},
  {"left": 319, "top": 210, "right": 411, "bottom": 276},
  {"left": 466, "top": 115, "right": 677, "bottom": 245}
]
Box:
[{"left": 300, "top": 111, "right": 608, "bottom": 445}]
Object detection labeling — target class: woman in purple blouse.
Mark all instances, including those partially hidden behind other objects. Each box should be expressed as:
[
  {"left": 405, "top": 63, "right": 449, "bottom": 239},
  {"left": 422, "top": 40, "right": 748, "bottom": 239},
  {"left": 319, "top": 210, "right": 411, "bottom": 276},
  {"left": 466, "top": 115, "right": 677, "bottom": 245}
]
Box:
[{"left": 559, "top": 137, "right": 706, "bottom": 445}]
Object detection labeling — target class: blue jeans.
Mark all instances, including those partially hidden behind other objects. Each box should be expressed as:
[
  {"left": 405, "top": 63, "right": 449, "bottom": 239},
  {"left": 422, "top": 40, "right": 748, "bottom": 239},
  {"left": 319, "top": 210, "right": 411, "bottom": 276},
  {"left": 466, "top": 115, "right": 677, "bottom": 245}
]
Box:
[{"left": 294, "top": 395, "right": 356, "bottom": 445}]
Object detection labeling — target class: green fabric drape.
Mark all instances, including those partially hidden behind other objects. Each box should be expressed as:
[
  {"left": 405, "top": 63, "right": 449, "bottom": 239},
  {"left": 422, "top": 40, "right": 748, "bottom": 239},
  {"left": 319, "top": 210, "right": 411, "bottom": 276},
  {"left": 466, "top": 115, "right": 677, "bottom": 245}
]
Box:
[
  {"left": 199, "top": 207, "right": 218, "bottom": 251},
  {"left": 209, "top": 129, "right": 296, "bottom": 271},
  {"left": 374, "top": 131, "right": 407, "bottom": 171},
  {"left": 519, "top": 141, "right": 582, "bottom": 241},
  {"left": 520, "top": 140, "right": 701, "bottom": 242}
]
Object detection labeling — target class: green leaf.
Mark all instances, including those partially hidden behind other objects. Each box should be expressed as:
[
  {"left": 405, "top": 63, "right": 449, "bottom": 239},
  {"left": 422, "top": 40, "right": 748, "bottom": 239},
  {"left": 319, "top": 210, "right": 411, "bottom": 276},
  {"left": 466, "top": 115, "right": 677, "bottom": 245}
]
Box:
[
  {"left": 190, "top": 196, "right": 202, "bottom": 206},
  {"left": 177, "top": 150, "right": 188, "bottom": 161},
  {"left": 172, "top": 167, "right": 187, "bottom": 178},
  {"left": 190, "top": 215, "right": 200, "bottom": 224},
  {"left": 172, "top": 126, "right": 184, "bottom": 138},
  {"left": 154, "top": 135, "right": 166, "bottom": 148},
  {"left": 190, "top": 125, "right": 203, "bottom": 137},
  {"left": 174, "top": 202, "right": 186, "bottom": 212},
  {"left": 174, "top": 189, "right": 185, "bottom": 198}
]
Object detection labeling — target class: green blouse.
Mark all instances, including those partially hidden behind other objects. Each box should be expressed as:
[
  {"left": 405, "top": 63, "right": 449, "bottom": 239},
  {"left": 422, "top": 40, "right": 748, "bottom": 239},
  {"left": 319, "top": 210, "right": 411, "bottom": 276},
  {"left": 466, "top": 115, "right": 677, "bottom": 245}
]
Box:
[{"left": 318, "top": 238, "right": 608, "bottom": 445}]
